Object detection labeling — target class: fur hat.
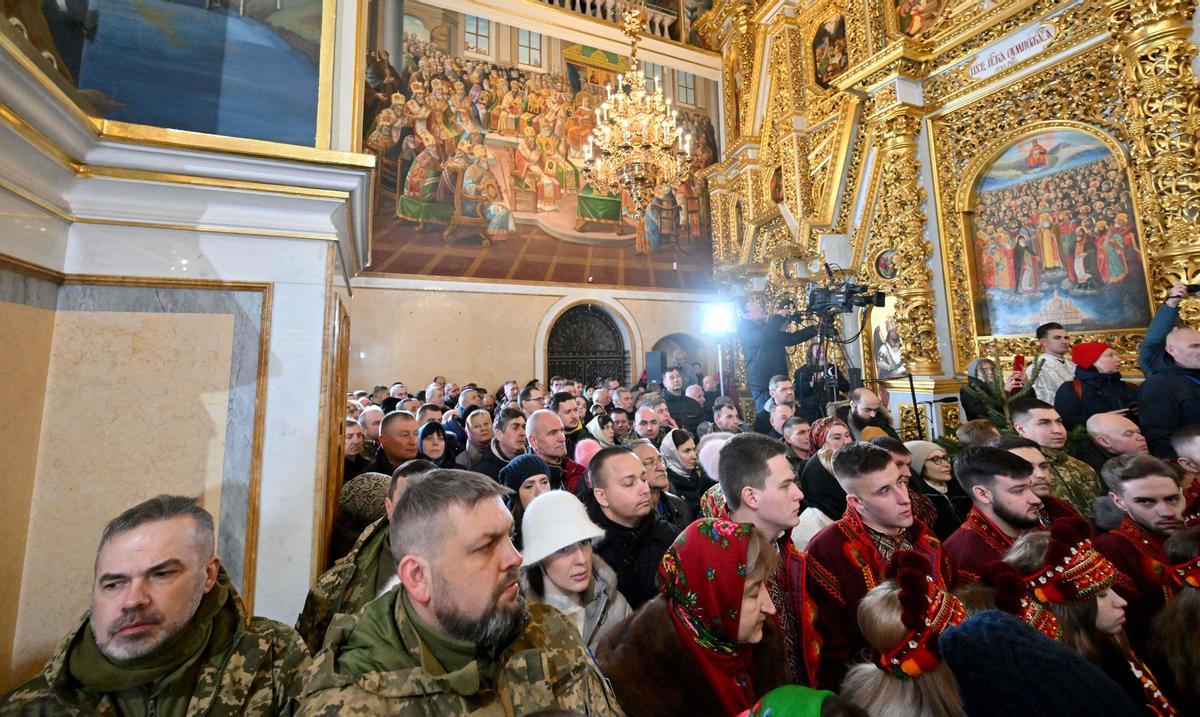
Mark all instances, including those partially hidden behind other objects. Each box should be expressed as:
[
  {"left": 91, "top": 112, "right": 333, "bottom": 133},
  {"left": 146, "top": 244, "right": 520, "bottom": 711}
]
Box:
[{"left": 520, "top": 490, "right": 605, "bottom": 565}]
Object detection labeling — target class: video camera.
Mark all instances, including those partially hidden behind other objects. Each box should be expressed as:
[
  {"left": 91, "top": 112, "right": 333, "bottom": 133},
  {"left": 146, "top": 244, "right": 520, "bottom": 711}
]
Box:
[{"left": 804, "top": 280, "right": 886, "bottom": 314}]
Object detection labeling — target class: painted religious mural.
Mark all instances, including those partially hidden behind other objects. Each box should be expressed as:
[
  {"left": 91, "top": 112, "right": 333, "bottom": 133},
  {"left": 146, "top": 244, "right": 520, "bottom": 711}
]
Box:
[
  {"left": 362, "top": 3, "right": 720, "bottom": 290},
  {"left": 2, "top": 0, "right": 323, "bottom": 145},
  {"left": 869, "top": 296, "right": 907, "bottom": 379},
  {"left": 968, "top": 129, "right": 1150, "bottom": 336},
  {"left": 895, "top": 0, "right": 945, "bottom": 36},
  {"left": 812, "top": 16, "right": 848, "bottom": 89}
]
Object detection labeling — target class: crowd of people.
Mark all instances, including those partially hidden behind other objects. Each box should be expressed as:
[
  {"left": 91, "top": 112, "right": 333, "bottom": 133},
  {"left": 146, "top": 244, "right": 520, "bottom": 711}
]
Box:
[{"left": 7, "top": 291, "right": 1200, "bottom": 716}]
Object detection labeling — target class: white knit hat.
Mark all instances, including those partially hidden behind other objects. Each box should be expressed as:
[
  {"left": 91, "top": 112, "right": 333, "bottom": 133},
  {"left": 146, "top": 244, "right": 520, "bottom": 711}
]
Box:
[{"left": 520, "top": 491, "right": 606, "bottom": 566}]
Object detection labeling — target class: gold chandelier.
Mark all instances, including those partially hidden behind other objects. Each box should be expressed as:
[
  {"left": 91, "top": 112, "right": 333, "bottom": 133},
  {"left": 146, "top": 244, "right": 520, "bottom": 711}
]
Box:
[{"left": 581, "top": 1, "right": 692, "bottom": 219}]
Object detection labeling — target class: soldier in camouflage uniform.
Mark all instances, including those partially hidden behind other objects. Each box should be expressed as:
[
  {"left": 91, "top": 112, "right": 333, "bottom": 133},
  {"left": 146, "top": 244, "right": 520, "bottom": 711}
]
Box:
[
  {"left": 1011, "top": 398, "right": 1104, "bottom": 519},
  {"left": 295, "top": 459, "right": 432, "bottom": 654},
  {"left": 296, "top": 469, "right": 624, "bottom": 716},
  {"left": 1, "top": 495, "right": 309, "bottom": 716}
]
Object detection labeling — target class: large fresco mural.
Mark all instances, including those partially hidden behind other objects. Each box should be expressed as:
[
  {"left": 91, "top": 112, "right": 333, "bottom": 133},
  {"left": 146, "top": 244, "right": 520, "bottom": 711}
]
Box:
[
  {"left": 2, "top": 0, "right": 323, "bottom": 145},
  {"left": 362, "top": 2, "right": 720, "bottom": 290},
  {"left": 968, "top": 129, "right": 1150, "bottom": 336}
]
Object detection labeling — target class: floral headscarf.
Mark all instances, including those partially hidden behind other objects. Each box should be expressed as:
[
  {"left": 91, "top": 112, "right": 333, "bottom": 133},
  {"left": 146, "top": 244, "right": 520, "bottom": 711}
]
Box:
[
  {"left": 657, "top": 518, "right": 760, "bottom": 715},
  {"left": 808, "top": 416, "right": 849, "bottom": 456},
  {"left": 699, "top": 482, "right": 730, "bottom": 521}
]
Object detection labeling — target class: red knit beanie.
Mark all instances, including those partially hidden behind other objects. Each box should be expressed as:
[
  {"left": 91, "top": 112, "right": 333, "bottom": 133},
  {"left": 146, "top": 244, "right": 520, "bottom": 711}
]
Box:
[{"left": 1071, "top": 342, "right": 1110, "bottom": 370}]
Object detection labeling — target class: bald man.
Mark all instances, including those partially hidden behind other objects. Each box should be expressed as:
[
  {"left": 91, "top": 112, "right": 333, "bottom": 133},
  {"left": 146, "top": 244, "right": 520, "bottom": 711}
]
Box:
[
  {"left": 837, "top": 388, "right": 899, "bottom": 441},
  {"left": 1140, "top": 327, "right": 1200, "bottom": 457},
  {"left": 1073, "top": 413, "right": 1148, "bottom": 475},
  {"left": 526, "top": 409, "right": 586, "bottom": 493}
]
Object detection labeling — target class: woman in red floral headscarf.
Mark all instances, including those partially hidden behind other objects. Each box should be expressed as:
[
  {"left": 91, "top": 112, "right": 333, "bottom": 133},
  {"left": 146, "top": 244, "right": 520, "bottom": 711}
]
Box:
[{"left": 596, "top": 518, "right": 787, "bottom": 716}]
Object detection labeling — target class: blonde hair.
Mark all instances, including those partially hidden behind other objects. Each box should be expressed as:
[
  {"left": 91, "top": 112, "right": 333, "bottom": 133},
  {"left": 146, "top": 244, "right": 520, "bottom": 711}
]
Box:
[{"left": 839, "top": 582, "right": 964, "bottom": 717}]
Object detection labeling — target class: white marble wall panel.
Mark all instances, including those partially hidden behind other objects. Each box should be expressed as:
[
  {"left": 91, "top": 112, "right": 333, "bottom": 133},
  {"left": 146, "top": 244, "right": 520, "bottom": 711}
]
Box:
[
  {"left": 0, "top": 188, "right": 70, "bottom": 273},
  {"left": 64, "top": 225, "right": 331, "bottom": 285}
]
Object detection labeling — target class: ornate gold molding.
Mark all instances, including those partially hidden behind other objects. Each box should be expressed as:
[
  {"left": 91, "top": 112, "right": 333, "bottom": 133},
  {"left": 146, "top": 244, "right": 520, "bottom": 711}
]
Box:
[
  {"left": 867, "top": 103, "right": 942, "bottom": 375},
  {"left": 1103, "top": 0, "right": 1200, "bottom": 314}
]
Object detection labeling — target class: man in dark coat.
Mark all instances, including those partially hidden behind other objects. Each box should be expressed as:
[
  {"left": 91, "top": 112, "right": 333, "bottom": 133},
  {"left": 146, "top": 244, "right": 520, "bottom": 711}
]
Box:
[
  {"left": 837, "top": 388, "right": 900, "bottom": 441},
  {"left": 1072, "top": 413, "right": 1147, "bottom": 475},
  {"left": 943, "top": 447, "right": 1045, "bottom": 586},
  {"left": 362, "top": 410, "right": 419, "bottom": 477},
  {"left": 662, "top": 366, "right": 704, "bottom": 436},
  {"left": 737, "top": 296, "right": 817, "bottom": 411},
  {"left": 1139, "top": 326, "right": 1200, "bottom": 457},
  {"left": 1095, "top": 454, "right": 1187, "bottom": 653},
  {"left": 471, "top": 407, "right": 527, "bottom": 480},
  {"left": 586, "top": 446, "right": 678, "bottom": 609},
  {"left": 752, "top": 374, "right": 795, "bottom": 435},
  {"left": 1138, "top": 282, "right": 1188, "bottom": 376},
  {"left": 803, "top": 443, "right": 949, "bottom": 689}
]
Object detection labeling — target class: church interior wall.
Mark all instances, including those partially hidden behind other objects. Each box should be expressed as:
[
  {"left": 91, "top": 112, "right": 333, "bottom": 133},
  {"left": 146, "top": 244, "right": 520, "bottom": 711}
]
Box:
[
  {"left": 348, "top": 278, "right": 718, "bottom": 391},
  {"left": 0, "top": 294, "right": 55, "bottom": 690}
]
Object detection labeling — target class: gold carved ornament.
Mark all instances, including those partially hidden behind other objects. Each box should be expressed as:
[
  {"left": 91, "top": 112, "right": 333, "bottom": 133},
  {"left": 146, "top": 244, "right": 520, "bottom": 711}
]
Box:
[
  {"left": 867, "top": 105, "right": 942, "bottom": 375},
  {"left": 1104, "top": 0, "right": 1200, "bottom": 320}
]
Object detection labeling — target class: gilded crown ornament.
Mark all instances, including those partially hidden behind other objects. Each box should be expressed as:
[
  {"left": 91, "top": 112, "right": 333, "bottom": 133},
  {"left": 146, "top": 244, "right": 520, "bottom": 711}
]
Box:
[{"left": 581, "top": 1, "right": 692, "bottom": 219}]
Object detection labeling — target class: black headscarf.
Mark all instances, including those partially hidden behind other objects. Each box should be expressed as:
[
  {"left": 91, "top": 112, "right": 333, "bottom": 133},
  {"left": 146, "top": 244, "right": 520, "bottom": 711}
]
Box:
[
  {"left": 417, "top": 421, "right": 455, "bottom": 468},
  {"left": 799, "top": 453, "right": 846, "bottom": 520}
]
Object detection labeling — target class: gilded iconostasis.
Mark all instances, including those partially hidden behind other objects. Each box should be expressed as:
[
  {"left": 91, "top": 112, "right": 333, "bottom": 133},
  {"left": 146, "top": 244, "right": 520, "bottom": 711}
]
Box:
[{"left": 699, "top": 0, "right": 1200, "bottom": 383}]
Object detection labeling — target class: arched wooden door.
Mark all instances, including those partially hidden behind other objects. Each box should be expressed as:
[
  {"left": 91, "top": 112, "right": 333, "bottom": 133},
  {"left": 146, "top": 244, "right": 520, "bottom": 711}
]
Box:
[{"left": 547, "top": 304, "right": 629, "bottom": 386}]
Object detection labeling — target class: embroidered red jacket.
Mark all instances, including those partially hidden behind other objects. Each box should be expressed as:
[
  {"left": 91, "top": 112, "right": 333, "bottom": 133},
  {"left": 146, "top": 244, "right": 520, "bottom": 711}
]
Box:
[
  {"left": 801, "top": 507, "right": 948, "bottom": 689},
  {"left": 943, "top": 507, "right": 1019, "bottom": 587},
  {"left": 1094, "top": 516, "right": 1177, "bottom": 653},
  {"left": 1040, "top": 494, "right": 1084, "bottom": 524}
]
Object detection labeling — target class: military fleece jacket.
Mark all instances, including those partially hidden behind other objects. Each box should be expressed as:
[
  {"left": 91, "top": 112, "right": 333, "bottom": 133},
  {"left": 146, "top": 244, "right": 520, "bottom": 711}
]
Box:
[
  {"left": 0, "top": 583, "right": 309, "bottom": 716},
  {"left": 296, "top": 586, "right": 625, "bottom": 716},
  {"left": 295, "top": 517, "right": 393, "bottom": 654}
]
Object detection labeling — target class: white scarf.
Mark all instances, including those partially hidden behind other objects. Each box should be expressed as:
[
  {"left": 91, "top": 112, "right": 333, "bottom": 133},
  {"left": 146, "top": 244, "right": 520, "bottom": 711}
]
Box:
[{"left": 540, "top": 569, "right": 587, "bottom": 638}]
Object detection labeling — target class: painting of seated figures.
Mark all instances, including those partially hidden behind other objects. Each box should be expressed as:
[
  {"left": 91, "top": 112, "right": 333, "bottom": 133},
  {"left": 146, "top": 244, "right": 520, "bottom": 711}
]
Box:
[
  {"left": 967, "top": 128, "right": 1151, "bottom": 336},
  {"left": 360, "top": 1, "right": 721, "bottom": 290}
]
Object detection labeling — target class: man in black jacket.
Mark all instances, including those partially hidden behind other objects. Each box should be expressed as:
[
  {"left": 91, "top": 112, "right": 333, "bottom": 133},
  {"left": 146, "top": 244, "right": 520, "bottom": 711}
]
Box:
[
  {"left": 586, "top": 445, "right": 678, "bottom": 609},
  {"left": 472, "top": 407, "right": 527, "bottom": 480},
  {"left": 737, "top": 295, "right": 818, "bottom": 410},
  {"left": 662, "top": 365, "right": 703, "bottom": 436},
  {"left": 1140, "top": 326, "right": 1200, "bottom": 457}
]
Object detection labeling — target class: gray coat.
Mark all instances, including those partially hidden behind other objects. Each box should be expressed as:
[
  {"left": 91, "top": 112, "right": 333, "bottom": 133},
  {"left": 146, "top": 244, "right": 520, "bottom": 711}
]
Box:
[{"left": 524, "top": 555, "right": 633, "bottom": 651}]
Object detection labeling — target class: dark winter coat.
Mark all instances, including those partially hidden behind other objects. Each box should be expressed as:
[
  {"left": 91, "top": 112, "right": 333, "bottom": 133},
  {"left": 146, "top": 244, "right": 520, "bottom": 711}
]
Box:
[
  {"left": 595, "top": 596, "right": 788, "bottom": 717},
  {"left": 960, "top": 376, "right": 999, "bottom": 422},
  {"left": 666, "top": 466, "right": 715, "bottom": 518},
  {"left": 663, "top": 390, "right": 704, "bottom": 436},
  {"left": 738, "top": 315, "right": 816, "bottom": 393},
  {"left": 586, "top": 501, "right": 679, "bottom": 610},
  {"left": 471, "top": 439, "right": 521, "bottom": 481},
  {"left": 1138, "top": 365, "right": 1200, "bottom": 457},
  {"left": 1053, "top": 365, "right": 1139, "bottom": 431},
  {"left": 910, "top": 474, "right": 972, "bottom": 541}
]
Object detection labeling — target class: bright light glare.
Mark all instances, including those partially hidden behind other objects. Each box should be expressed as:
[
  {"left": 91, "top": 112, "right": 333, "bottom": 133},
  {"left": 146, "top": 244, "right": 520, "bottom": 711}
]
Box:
[{"left": 701, "top": 303, "right": 736, "bottom": 336}]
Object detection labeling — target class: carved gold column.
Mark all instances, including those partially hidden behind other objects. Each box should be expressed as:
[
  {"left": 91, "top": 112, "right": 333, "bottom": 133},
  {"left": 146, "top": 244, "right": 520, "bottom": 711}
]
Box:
[
  {"left": 1104, "top": 0, "right": 1200, "bottom": 295},
  {"left": 869, "top": 102, "right": 942, "bottom": 375}
]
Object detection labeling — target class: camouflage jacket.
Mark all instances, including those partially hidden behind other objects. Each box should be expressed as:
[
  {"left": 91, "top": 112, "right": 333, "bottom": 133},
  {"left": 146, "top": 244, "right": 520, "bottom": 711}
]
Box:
[
  {"left": 1, "top": 589, "right": 309, "bottom": 716},
  {"left": 1043, "top": 448, "right": 1103, "bottom": 520},
  {"left": 295, "top": 517, "right": 391, "bottom": 654},
  {"left": 296, "top": 587, "right": 625, "bottom": 716}
]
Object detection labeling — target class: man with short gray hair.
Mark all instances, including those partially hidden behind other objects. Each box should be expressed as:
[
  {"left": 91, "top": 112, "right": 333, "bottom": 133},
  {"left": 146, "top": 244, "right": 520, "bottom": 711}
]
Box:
[
  {"left": 297, "top": 470, "right": 623, "bottom": 715},
  {"left": 358, "top": 405, "right": 384, "bottom": 462},
  {"left": 2, "top": 495, "right": 309, "bottom": 715}
]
